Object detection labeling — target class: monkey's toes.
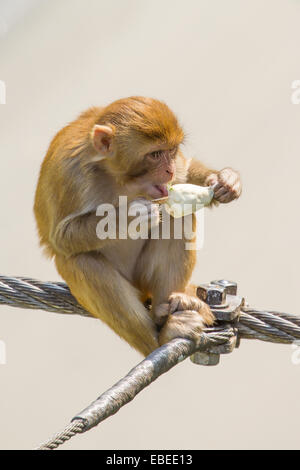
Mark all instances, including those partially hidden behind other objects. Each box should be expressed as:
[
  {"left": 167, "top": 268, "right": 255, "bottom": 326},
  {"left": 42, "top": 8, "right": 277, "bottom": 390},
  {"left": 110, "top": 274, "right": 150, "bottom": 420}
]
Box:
[
  {"left": 154, "top": 302, "right": 169, "bottom": 326},
  {"left": 168, "top": 293, "right": 207, "bottom": 316},
  {"left": 199, "top": 302, "right": 215, "bottom": 326}
]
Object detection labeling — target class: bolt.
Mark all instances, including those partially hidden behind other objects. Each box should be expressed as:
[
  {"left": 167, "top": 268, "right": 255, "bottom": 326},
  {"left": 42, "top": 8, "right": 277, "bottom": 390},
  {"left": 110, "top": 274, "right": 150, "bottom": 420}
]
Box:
[
  {"left": 211, "top": 280, "right": 237, "bottom": 296},
  {"left": 190, "top": 352, "right": 220, "bottom": 366},
  {"left": 197, "top": 283, "right": 226, "bottom": 306}
]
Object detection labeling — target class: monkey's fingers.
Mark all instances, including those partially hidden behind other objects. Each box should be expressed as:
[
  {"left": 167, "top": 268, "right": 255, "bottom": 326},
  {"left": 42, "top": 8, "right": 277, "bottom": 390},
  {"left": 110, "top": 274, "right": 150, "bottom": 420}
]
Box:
[
  {"left": 152, "top": 196, "right": 169, "bottom": 204},
  {"left": 129, "top": 199, "right": 150, "bottom": 212},
  {"left": 205, "top": 173, "right": 219, "bottom": 187},
  {"left": 217, "top": 181, "right": 241, "bottom": 203},
  {"left": 213, "top": 184, "right": 228, "bottom": 199},
  {"left": 233, "top": 180, "right": 242, "bottom": 197},
  {"left": 219, "top": 168, "right": 238, "bottom": 187}
]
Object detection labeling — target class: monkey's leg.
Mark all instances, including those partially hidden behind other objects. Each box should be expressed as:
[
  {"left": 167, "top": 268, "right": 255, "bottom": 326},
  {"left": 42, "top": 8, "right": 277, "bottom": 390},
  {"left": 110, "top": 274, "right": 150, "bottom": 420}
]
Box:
[
  {"left": 55, "top": 252, "right": 159, "bottom": 356},
  {"left": 134, "top": 237, "right": 195, "bottom": 313},
  {"left": 134, "top": 213, "right": 198, "bottom": 316},
  {"left": 134, "top": 233, "right": 214, "bottom": 346}
]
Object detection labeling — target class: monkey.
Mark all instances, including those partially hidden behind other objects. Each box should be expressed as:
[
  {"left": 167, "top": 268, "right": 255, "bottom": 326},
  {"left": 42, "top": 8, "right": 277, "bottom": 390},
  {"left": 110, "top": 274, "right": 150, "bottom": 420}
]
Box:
[{"left": 34, "top": 97, "right": 242, "bottom": 356}]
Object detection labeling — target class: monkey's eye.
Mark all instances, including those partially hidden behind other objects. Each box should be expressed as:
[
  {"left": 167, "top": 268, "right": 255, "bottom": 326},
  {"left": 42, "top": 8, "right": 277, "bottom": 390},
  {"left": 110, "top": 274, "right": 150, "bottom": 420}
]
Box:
[{"left": 148, "top": 151, "right": 162, "bottom": 160}]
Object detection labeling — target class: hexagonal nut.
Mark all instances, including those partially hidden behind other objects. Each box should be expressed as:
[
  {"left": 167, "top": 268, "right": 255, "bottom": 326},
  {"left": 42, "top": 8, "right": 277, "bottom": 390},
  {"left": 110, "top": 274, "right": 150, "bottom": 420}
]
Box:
[
  {"left": 211, "top": 280, "right": 237, "bottom": 296},
  {"left": 207, "top": 335, "right": 237, "bottom": 355},
  {"left": 190, "top": 352, "right": 220, "bottom": 366},
  {"left": 197, "top": 283, "right": 226, "bottom": 306}
]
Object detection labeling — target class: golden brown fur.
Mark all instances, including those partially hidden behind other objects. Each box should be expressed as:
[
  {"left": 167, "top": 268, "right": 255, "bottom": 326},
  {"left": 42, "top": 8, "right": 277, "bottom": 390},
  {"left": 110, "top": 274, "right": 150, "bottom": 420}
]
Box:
[{"left": 34, "top": 96, "right": 241, "bottom": 356}]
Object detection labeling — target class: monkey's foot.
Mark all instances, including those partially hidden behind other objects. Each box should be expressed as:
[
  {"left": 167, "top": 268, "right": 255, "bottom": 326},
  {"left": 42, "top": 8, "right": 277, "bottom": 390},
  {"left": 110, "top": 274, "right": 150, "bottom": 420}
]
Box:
[
  {"left": 158, "top": 306, "right": 214, "bottom": 347},
  {"left": 154, "top": 293, "right": 214, "bottom": 329},
  {"left": 168, "top": 292, "right": 205, "bottom": 315}
]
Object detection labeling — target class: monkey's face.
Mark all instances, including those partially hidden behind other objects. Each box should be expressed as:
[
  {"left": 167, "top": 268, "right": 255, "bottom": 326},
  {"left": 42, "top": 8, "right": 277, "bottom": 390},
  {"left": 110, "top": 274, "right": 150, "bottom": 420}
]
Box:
[
  {"left": 130, "top": 146, "right": 177, "bottom": 199},
  {"left": 92, "top": 126, "right": 181, "bottom": 199},
  {"left": 91, "top": 96, "right": 184, "bottom": 199}
]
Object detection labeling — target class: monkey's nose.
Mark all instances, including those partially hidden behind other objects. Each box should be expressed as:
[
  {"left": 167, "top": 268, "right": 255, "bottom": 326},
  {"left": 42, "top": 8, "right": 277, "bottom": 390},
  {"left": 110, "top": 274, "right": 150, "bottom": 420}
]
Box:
[{"left": 166, "top": 169, "right": 174, "bottom": 178}]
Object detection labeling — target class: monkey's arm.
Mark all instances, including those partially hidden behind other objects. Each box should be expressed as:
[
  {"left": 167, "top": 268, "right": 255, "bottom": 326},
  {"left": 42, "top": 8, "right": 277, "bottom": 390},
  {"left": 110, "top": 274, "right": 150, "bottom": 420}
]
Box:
[
  {"left": 51, "top": 211, "right": 119, "bottom": 257},
  {"left": 51, "top": 198, "right": 158, "bottom": 257},
  {"left": 186, "top": 158, "right": 216, "bottom": 186}
]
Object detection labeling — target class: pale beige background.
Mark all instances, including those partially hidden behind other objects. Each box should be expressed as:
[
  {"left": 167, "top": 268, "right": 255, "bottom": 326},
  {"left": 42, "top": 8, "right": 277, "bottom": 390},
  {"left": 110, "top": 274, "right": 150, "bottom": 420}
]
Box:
[{"left": 0, "top": 0, "right": 300, "bottom": 450}]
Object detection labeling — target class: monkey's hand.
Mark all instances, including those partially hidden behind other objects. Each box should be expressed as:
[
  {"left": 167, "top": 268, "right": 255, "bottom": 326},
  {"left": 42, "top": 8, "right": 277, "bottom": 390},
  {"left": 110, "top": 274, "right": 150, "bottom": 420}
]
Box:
[
  {"left": 128, "top": 198, "right": 160, "bottom": 229},
  {"left": 205, "top": 167, "right": 242, "bottom": 204},
  {"left": 156, "top": 293, "right": 215, "bottom": 347}
]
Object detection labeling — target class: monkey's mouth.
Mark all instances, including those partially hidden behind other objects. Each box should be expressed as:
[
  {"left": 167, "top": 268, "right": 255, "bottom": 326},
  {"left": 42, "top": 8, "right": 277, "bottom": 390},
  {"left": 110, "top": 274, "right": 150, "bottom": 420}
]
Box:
[
  {"left": 152, "top": 184, "right": 169, "bottom": 198},
  {"left": 142, "top": 183, "right": 169, "bottom": 200}
]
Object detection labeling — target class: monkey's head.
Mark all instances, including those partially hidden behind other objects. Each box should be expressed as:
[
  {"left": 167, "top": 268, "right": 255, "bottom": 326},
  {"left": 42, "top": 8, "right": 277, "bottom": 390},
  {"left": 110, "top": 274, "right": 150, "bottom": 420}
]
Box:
[{"left": 90, "top": 97, "right": 184, "bottom": 199}]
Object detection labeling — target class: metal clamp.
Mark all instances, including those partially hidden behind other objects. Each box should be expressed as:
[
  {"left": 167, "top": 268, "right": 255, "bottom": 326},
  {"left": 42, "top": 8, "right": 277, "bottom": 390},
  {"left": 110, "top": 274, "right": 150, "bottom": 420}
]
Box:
[{"left": 190, "top": 280, "right": 243, "bottom": 366}]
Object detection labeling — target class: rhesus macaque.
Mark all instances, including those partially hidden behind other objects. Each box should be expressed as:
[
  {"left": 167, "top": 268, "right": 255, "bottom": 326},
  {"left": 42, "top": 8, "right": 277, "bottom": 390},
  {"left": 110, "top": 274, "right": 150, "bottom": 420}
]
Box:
[{"left": 34, "top": 97, "right": 241, "bottom": 356}]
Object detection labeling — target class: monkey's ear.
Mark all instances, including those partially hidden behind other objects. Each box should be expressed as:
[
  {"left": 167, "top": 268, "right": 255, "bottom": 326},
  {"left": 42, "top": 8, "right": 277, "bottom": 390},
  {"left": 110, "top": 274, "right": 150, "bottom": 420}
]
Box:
[{"left": 91, "top": 125, "right": 115, "bottom": 156}]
